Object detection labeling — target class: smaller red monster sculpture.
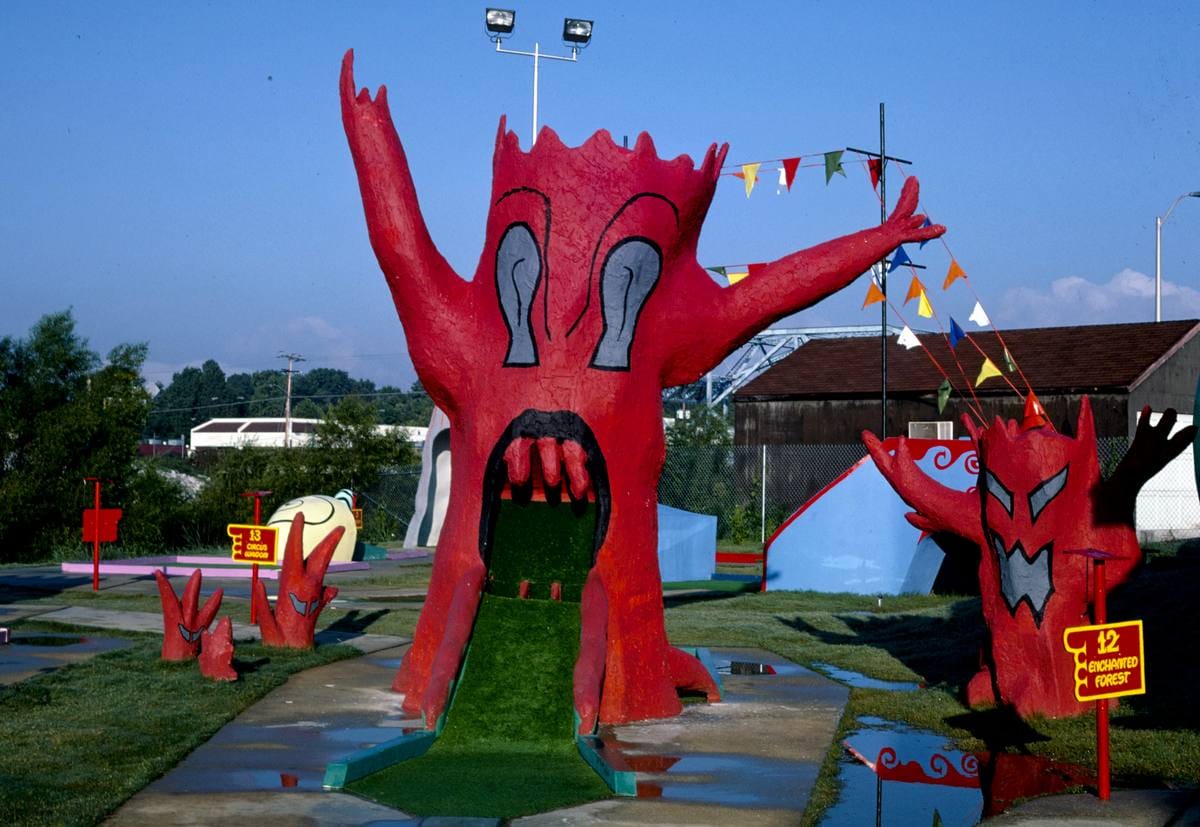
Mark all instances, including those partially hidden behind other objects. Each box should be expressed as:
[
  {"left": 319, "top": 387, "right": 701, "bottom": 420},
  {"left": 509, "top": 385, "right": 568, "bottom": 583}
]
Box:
[
  {"left": 865, "top": 398, "right": 1195, "bottom": 719},
  {"left": 154, "top": 569, "right": 223, "bottom": 661},
  {"left": 253, "top": 514, "right": 341, "bottom": 649},
  {"left": 199, "top": 617, "right": 237, "bottom": 682}
]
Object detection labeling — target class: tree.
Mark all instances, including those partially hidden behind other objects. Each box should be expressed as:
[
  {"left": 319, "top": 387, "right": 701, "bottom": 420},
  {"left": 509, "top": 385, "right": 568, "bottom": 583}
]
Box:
[
  {"left": 0, "top": 311, "right": 150, "bottom": 560},
  {"left": 313, "top": 396, "right": 417, "bottom": 490}
]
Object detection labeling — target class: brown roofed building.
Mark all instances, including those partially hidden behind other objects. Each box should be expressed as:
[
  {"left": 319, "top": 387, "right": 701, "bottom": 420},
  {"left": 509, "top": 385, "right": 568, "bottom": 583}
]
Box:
[{"left": 734, "top": 320, "right": 1200, "bottom": 445}]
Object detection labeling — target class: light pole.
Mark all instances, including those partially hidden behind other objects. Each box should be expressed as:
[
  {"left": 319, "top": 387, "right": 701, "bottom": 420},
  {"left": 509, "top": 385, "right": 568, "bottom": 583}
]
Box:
[
  {"left": 485, "top": 9, "right": 593, "bottom": 146},
  {"left": 1155, "top": 191, "right": 1200, "bottom": 322}
]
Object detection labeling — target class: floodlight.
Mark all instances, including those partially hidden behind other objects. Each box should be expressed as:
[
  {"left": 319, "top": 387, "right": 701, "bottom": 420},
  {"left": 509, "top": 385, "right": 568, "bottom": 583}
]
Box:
[
  {"left": 486, "top": 8, "right": 515, "bottom": 38},
  {"left": 562, "top": 18, "right": 593, "bottom": 46}
]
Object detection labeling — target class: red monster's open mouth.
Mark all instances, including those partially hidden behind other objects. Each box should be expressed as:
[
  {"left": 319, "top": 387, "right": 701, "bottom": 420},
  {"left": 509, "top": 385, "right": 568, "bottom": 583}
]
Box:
[{"left": 479, "top": 410, "right": 610, "bottom": 600}]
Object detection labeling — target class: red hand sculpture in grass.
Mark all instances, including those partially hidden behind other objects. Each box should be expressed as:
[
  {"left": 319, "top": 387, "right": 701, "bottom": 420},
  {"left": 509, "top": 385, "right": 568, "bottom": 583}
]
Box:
[
  {"left": 253, "top": 513, "right": 341, "bottom": 649},
  {"left": 864, "top": 399, "right": 1195, "bottom": 718},
  {"left": 154, "top": 569, "right": 223, "bottom": 661},
  {"left": 199, "top": 616, "right": 237, "bottom": 682},
  {"left": 341, "top": 50, "right": 944, "bottom": 725}
]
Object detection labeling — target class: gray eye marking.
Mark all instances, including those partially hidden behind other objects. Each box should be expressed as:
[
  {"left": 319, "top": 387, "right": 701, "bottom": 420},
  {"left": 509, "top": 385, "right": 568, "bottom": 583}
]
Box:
[
  {"left": 177, "top": 624, "right": 200, "bottom": 642},
  {"left": 289, "top": 592, "right": 309, "bottom": 616},
  {"left": 495, "top": 224, "right": 542, "bottom": 366},
  {"left": 985, "top": 471, "right": 1012, "bottom": 516},
  {"left": 591, "top": 237, "right": 662, "bottom": 370},
  {"left": 1028, "top": 465, "right": 1068, "bottom": 523}
]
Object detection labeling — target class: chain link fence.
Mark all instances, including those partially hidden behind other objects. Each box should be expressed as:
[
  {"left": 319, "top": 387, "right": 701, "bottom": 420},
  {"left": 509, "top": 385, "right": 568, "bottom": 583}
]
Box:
[{"left": 363, "top": 435, "right": 1200, "bottom": 545}]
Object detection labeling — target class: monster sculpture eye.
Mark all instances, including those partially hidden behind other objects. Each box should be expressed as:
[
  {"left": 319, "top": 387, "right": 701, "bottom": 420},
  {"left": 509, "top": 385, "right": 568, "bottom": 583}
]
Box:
[
  {"left": 1028, "top": 465, "right": 1068, "bottom": 523},
  {"left": 591, "top": 237, "right": 662, "bottom": 370},
  {"left": 495, "top": 223, "right": 542, "bottom": 366},
  {"left": 984, "top": 470, "right": 1013, "bottom": 516}
]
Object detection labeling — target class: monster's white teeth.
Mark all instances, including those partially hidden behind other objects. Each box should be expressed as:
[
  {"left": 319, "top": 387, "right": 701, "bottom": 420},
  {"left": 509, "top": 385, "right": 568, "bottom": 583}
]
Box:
[{"left": 503, "top": 436, "right": 591, "bottom": 499}]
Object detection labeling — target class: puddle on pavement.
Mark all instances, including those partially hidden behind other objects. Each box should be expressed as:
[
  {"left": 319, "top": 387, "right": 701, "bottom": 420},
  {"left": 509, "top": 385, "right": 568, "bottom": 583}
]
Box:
[
  {"left": 823, "top": 715, "right": 1093, "bottom": 825},
  {"left": 714, "top": 658, "right": 805, "bottom": 677},
  {"left": 0, "top": 632, "right": 133, "bottom": 685},
  {"left": 811, "top": 662, "right": 922, "bottom": 692}
]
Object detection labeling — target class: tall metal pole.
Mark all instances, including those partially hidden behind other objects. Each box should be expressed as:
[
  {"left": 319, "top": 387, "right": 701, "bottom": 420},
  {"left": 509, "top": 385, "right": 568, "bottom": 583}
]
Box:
[
  {"left": 879, "top": 103, "right": 888, "bottom": 437},
  {"left": 278, "top": 352, "right": 305, "bottom": 448},
  {"left": 532, "top": 42, "right": 540, "bottom": 145},
  {"left": 1155, "top": 215, "right": 1163, "bottom": 323}
]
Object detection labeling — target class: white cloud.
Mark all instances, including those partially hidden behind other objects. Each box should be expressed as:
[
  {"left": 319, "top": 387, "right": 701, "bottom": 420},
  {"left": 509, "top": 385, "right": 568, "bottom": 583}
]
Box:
[{"left": 999, "top": 268, "right": 1200, "bottom": 326}]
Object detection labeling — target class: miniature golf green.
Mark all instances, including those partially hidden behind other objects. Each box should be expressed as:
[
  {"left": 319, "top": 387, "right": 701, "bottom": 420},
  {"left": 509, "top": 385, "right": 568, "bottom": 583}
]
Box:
[{"left": 347, "top": 496, "right": 613, "bottom": 817}]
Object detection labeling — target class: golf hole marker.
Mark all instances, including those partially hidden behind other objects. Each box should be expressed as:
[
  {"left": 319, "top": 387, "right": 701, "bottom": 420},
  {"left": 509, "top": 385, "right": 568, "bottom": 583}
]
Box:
[
  {"left": 228, "top": 524, "right": 279, "bottom": 565},
  {"left": 1062, "top": 620, "right": 1146, "bottom": 702}
]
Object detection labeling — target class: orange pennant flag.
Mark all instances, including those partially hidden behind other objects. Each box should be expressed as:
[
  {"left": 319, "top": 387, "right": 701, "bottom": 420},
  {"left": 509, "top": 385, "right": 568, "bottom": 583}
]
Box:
[
  {"left": 742, "top": 163, "right": 760, "bottom": 198},
  {"left": 862, "top": 281, "right": 885, "bottom": 308},
  {"left": 904, "top": 275, "right": 926, "bottom": 304},
  {"left": 917, "top": 290, "right": 934, "bottom": 318},
  {"left": 943, "top": 259, "right": 966, "bottom": 289}
]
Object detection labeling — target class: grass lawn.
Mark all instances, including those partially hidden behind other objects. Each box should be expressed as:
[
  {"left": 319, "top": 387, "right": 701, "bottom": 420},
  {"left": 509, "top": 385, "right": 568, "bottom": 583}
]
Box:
[{"left": 0, "top": 621, "right": 358, "bottom": 827}]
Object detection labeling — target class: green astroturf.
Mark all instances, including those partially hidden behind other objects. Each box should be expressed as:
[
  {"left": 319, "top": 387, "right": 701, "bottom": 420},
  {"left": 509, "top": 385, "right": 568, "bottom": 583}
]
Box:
[{"left": 347, "top": 498, "right": 612, "bottom": 817}]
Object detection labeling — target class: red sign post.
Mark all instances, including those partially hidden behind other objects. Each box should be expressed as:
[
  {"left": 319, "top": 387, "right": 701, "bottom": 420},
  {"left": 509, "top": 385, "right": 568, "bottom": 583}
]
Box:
[
  {"left": 1061, "top": 548, "right": 1144, "bottom": 802},
  {"left": 237, "top": 490, "right": 272, "bottom": 623},
  {"left": 81, "top": 478, "right": 122, "bottom": 592}
]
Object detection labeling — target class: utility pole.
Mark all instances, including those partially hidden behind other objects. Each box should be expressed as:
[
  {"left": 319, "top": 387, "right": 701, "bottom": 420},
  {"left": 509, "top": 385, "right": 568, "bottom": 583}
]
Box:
[{"left": 278, "top": 352, "right": 305, "bottom": 448}]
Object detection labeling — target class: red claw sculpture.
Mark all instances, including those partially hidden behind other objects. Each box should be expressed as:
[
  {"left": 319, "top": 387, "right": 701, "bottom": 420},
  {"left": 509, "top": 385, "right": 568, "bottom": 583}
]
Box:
[
  {"left": 253, "top": 513, "right": 341, "bottom": 649},
  {"left": 341, "top": 49, "right": 944, "bottom": 725},
  {"left": 864, "top": 399, "right": 1195, "bottom": 718},
  {"left": 199, "top": 616, "right": 237, "bottom": 682},
  {"left": 154, "top": 569, "right": 223, "bottom": 661}
]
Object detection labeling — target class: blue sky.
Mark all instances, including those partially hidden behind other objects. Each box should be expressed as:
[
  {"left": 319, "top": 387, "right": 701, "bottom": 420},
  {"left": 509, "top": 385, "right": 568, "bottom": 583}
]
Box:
[{"left": 3, "top": 2, "right": 1198, "bottom": 390}]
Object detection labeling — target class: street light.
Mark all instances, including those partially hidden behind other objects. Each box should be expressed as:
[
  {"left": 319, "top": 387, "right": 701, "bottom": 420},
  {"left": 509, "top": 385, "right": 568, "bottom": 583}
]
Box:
[
  {"left": 1155, "top": 191, "right": 1200, "bottom": 322},
  {"left": 484, "top": 7, "right": 594, "bottom": 146}
]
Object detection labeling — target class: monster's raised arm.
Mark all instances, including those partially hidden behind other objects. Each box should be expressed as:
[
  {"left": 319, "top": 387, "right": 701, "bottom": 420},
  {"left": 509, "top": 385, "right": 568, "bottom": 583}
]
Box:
[
  {"left": 658, "top": 177, "right": 943, "bottom": 387},
  {"left": 340, "top": 50, "right": 475, "bottom": 408}
]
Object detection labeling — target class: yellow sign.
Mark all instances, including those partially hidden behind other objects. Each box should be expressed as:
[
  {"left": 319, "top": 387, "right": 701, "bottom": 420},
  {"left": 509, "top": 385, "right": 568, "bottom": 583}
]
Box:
[
  {"left": 352, "top": 508, "right": 364, "bottom": 529},
  {"left": 1063, "top": 620, "right": 1146, "bottom": 702},
  {"left": 227, "top": 524, "right": 280, "bottom": 565}
]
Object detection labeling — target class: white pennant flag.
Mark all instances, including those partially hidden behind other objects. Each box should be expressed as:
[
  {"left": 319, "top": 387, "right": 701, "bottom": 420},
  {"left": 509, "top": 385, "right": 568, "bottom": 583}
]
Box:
[
  {"left": 968, "top": 301, "right": 990, "bottom": 327},
  {"left": 896, "top": 326, "right": 920, "bottom": 350},
  {"left": 777, "top": 167, "right": 788, "bottom": 193}
]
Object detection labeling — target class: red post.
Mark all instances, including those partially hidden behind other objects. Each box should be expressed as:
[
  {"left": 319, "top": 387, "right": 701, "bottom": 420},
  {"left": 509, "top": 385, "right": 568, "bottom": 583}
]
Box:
[
  {"left": 91, "top": 479, "right": 102, "bottom": 592},
  {"left": 240, "top": 490, "right": 272, "bottom": 624},
  {"left": 1094, "top": 558, "right": 1110, "bottom": 801}
]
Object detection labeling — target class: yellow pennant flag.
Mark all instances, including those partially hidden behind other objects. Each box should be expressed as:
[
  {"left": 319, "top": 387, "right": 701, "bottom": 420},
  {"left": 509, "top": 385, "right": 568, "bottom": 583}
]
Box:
[
  {"left": 975, "top": 357, "right": 1002, "bottom": 386},
  {"left": 943, "top": 259, "right": 967, "bottom": 289},
  {"left": 917, "top": 290, "right": 934, "bottom": 318},
  {"left": 742, "top": 163, "right": 760, "bottom": 198},
  {"left": 727, "top": 270, "right": 750, "bottom": 285},
  {"left": 904, "top": 275, "right": 926, "bottom": 304},
  {"left": 862, "top": 281, "right": 885, "bottom": 308}
]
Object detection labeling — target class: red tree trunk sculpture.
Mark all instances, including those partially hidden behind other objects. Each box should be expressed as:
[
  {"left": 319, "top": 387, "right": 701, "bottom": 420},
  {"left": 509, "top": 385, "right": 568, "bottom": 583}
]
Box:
[{"left": 154, "top": 569, "right": 222, "bottom": 661}]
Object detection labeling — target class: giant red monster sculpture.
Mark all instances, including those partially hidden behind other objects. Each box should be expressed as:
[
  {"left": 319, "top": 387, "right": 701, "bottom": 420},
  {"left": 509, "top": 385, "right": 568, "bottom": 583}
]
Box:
[
  {"left": 154, "top": 569, "right": 222, "bottom": 661},
  {"left": 341, "top": 50, "right": 943, "bottom": 725},
  {"left": 865, "top": 399, "right": 1195, "bottom": 718},
  {"left": 253, "top": 513, "right": 341, "bottom": 649}
]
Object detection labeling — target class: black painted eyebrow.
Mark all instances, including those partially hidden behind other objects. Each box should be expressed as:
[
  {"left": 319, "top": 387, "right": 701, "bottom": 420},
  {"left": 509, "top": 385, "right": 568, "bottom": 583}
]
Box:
[{"left": 566, "top": 192, "right": 679, "bottom": 338}]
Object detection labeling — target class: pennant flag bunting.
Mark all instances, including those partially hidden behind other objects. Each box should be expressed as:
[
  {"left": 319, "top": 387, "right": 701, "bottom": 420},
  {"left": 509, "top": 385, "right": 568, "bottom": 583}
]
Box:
[
  {"left": 904, "top": 273, "right": 925, "bottom": 304},
  {"left": 948, "top": 317, "right": 966, "bottom": 348},
  {"left": 824, "top": 150, "right": 845, "bottom": 184},
  {"left": 896, "top": 326, "right": 920, "bottom": 350},
  {"left": 706, "top": 265, "right": 727, "bottom": 277},
  {"left": 1003, "top": 348, "right": 1017, "bottom": 373},
  {"left": 742, "top": 163, "right": 760, "bottom": 198},
  {"left": 868, "top": 158, "right": 882, "bottom": 190},
  {"left": 968, "top": 301, "right": 990, "bottom": 327},
  {"left": 917, "top": 290, "right": 934, "bottom": 318},
  {"left": 862, "top": 281, "right": 885, "bottom": 308},
  {"left": 976, "top": 357, "right": 1002, "bottom": 386},
  {"left": 918, "top": 217, "right": 934, "bottom": 248},
  {"left": 937, "top": 379, "right": 952, "bottom": 414},
  {"left": 889, "top": 245, "right": 912, "bottom": 273},
  {"left": 727, "top": 271, "right": 749, "bottom": 286},
  {"left": 781, "top": 157, "right": 800, "bottom": 191},
  {"left": 943, "top": 258, "right": 967, "bottom": 289},
  {"left": 777, "top": 167, "right": 787, "bottom": 191}
]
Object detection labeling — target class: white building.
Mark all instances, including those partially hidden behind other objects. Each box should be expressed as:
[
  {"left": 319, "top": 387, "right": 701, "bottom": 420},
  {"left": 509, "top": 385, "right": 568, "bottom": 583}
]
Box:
[{"left": 189, "top": 418, "right": 426, "bottom": 453}]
